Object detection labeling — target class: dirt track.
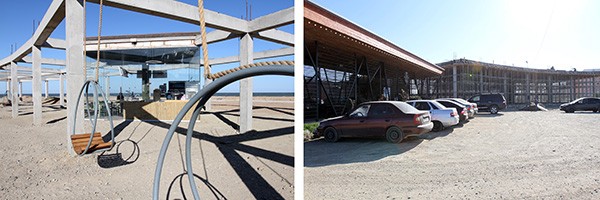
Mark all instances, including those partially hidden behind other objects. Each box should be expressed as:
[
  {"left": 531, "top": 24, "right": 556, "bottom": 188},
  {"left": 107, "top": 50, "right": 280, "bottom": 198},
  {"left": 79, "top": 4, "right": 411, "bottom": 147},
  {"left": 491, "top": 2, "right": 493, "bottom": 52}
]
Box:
[
  {"left": 0, "top": 96, "right": 294, "bottom": 199},
  {"left": 305, "top": 109, "right": 600, "bottom": 199}
]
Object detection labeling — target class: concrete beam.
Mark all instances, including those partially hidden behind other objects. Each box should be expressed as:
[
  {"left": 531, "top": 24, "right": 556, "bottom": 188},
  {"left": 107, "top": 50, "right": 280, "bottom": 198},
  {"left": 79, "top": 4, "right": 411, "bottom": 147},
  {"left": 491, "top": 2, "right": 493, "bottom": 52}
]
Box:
[
  {"left": 33, "top": 0, "right": 66, "bottom": 46},
  {"left": 239, "top": 33, "right": 253, "bottom": 133},
  {"left": 253, "top": 29, "right": 294, "bottom": 46},
  {"left": 42, "top": 38, "right": 67, "bottom": 50},
  {"left": 1, "top": 0, "right": 65, "bottom": 68},
  {"left": 87, "top": 0, "right": 249, "bottom": 33},
  {"left": 32, "top": 46, "right": 43, "bottom": 126},
  {"left": 195, "top": 30, "right": 239, "bottom": 45},
  {"left": 21, "top": 56, "right": 66, "bottom": 66},
  {"left": 249, "top": 7, "right": 294, "bottom": 32},
  {"left": 66, "top": 0, "right": 86, "bottom": 155},
  {"left": 11, "top": 62, "right": 18, "bottom": 118}
]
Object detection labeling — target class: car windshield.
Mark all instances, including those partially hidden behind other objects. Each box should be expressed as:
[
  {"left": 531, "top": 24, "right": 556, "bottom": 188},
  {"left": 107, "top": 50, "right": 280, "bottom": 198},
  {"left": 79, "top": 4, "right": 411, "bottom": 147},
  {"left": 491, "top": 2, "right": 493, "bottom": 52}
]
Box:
[
  {"left": 452, "top": 98, "right": 470, "bottom": 104},
  {"left": 430, "top": 101, "right": 447, "bottom": 109},
  {"left": 570, "top": 98, "right": 586, "bottom": 104},
  {"left": 391, "top": 101, "right": 421, "bottom": 113}
]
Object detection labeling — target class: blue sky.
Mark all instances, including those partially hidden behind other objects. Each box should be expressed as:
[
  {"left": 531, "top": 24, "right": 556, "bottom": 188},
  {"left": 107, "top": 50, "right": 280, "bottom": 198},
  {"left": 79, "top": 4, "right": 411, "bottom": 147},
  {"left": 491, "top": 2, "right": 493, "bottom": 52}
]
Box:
[
  {"left": 312, "top": 0, "right": 600, "bottom": 70},
  {"left": 0, "top": 0, "right": 293, "bottom": 94}
]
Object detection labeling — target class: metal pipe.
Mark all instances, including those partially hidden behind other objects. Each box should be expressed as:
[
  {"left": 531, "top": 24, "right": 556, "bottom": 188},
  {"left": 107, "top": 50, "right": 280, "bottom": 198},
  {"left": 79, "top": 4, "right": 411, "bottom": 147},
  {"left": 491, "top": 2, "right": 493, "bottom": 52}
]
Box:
[{"left": 153, "top": 65, "right": 294, "bottom": 200}]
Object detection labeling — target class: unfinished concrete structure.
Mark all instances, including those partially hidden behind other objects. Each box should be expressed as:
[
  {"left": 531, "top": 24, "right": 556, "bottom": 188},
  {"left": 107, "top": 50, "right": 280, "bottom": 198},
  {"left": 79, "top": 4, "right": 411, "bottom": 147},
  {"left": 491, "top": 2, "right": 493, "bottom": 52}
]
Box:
[
  {"left": 303, "top": 0, "right": 443, "bottom": 120},
  {"left": 422, "top": 59, "right": 600, "bottom": 104},
  {"left": 0, "top": 0, "right": 293, "bottom": 154}
]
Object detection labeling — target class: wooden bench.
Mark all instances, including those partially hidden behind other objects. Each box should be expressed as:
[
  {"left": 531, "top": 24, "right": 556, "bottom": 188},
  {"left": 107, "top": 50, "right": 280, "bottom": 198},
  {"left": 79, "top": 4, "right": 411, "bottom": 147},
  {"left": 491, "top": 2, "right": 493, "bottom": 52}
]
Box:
[{"left": 71, "top": 133, "right": 113, "bottom": 154}]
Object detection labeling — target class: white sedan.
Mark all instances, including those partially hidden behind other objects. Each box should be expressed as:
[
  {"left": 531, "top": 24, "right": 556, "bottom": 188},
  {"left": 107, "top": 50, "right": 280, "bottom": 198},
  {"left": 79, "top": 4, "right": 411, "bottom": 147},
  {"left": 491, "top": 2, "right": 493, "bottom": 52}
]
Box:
[{"left": 407, "top": 100, "right": 460, "bottom": 132}]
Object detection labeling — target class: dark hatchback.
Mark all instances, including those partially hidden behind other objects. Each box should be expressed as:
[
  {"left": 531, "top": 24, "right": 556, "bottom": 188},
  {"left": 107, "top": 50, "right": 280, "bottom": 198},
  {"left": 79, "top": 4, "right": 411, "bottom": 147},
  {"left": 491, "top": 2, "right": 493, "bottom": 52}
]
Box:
[
  {"left": 435, "top": 99, "right": 469, "bottom": 122},
  {"left": 468, "top": 93, "right": 507, "bottom": 114},
  {"left": 314, "top": 101, "right": 433, "bottom": 143},
  {"left": 560, "top": 97, "right": 600, "bottom": 113}
]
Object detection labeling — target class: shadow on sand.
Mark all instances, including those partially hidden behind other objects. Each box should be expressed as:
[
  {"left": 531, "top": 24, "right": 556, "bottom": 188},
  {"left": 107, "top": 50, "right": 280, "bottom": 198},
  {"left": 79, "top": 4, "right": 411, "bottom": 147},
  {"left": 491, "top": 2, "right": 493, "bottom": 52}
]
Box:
[{"left": 304, "top": 127, "right": 455, "bottom": 167}]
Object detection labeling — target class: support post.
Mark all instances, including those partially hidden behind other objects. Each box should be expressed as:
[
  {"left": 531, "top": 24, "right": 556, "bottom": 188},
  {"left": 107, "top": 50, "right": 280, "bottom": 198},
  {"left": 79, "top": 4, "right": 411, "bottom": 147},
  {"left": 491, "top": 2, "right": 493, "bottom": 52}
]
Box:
[
  {"left": 570, "top": 76, "right": 575, "bottom": 100},
  {"left": 203, "top": 76, "right": 212, "bottom": 111},
  {"left": 480, "top": 68, "right": 484, "bottom": 93},
  {"left": 11, "top": 62, "right": 18, "bottom": 118},
  {"left": 239, "top": 33, "right": 253, "bottom": 133},
  {"left": 59, "top": 73, "right": 64, "bottom": 107},
  {"left": 503, "top": 72, "right": 507, "bottom": 96},
  {"left": 526, "top": 73, "right": 530, "bottom": 102},
  {"left": 105, "top": 76, "right": 110, "bottom": 99},
  {"left": 19, "top": 82, "right": 22, "bottom": 97},
  {"left": 45, "top": 80, "right": 49, "bottom": 98},
  {"left": 5, "top": 81, "right": 9, "bottom": 97},
  {"left": 452, "top": 65, "right": 457, "bottom": 98},
  {"left": 66, "top": 0, "right": 86, "bottom": 155},
  {"left": 593, "top": 76, "right": 596, "bottom": 97},
  {"left": 32, "top": 45, "right": 43, "bottom": 126},
  {"left": 547, "top": 75, "right": 552, "bottom": 103}
]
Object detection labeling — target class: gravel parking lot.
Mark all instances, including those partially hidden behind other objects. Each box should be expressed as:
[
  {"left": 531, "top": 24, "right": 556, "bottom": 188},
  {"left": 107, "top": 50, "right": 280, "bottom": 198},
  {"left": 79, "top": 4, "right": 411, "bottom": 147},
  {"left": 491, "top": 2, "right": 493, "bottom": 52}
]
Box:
[{"left": 305, "top": 109, "right": 600, "bottom": 199}]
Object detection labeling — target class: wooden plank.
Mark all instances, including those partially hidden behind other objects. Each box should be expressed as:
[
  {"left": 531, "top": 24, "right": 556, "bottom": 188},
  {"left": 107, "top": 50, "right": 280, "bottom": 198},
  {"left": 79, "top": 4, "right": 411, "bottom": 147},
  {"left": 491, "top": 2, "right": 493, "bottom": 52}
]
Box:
[
  {"left": 71, "top": 132, "right": 101, "bottom": 140},
  {"left": 74, "top": 142, "right": 113, "bottom": 154}
]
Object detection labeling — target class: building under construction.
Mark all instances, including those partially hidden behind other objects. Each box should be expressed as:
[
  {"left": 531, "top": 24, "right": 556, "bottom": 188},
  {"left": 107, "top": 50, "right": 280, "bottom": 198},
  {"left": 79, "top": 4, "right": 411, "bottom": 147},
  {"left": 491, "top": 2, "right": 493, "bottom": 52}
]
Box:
[{"left": 420, "top": 59, "right": 600, "bottom": 104}]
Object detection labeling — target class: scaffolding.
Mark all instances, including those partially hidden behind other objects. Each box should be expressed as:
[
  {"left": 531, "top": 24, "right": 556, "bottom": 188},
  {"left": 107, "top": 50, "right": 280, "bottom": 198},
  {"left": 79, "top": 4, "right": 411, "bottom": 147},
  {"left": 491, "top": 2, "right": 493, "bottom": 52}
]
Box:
[{"left": 430, "top": 59, "right": 600, "bottom": 104}]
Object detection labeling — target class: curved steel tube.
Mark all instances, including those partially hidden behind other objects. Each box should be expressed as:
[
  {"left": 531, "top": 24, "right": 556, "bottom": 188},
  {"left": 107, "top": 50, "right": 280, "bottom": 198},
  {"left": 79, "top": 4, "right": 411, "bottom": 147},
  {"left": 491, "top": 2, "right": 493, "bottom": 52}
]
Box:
[
  {"left": 71, "top": 80, "right": 115, "bottom": 155},
  {"left": 153, "top": 65, "right": 294, "bottom": 199}
]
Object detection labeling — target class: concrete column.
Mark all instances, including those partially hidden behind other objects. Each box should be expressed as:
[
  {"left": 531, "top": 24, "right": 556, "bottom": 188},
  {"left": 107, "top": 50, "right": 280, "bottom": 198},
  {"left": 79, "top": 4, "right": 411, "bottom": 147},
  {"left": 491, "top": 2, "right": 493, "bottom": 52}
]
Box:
[
  {"left": 526, "top": 73, "right": 530, "bottom": 102},
  {"left": 105, "top": 76, "right": 110, "bottom": 97},
  {"left": 45, "top": 80, "right": 49, "bottom": 98},
  {"left": 503, "top": 72, "right": 507, "bottom": 95},
  {"left": 479, "top": 69, "right": 484, "bottom": 93},
  {"left": 239, "top": 33, "right": 253, "bottom": 133},
  {"left": 203, "top": 76, "right": 212, "bottom": 111},
  {"left": 11, "top": 62, "right": 18, "bottom": 118},
  {"left": 59, "top": 73, "right": 64, "bottom": 107},
  {"left": 19, "top": 82, "right": 22, "bottom": 97},
  {"left": 32, "top": 45, "right": 43, "bottom": 126},
  {"left": 5, "top": 81, "right": 9, "bottom": 97},
  {"left": 570, "top": 76, "right": 575, "bottom": 100},
  {"left": 547, "top": 75, "right": 553, "bottom": 103},
  {"left": 452, "top": 65, "right": 457, "bottom": 98},
  {"left": 593, "top": 76, "right": 596, "bottom": 97},
  {"left": 66, "top": 0, "right": 86, "bottom": 155}
]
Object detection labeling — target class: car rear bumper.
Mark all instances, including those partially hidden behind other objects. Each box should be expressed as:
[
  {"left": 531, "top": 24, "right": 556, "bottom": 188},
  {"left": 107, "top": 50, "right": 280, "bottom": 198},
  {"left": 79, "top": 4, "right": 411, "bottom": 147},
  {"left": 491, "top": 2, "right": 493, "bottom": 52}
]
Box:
[
  {"left": 405, "top": 122, "right": 433, "bottom": 136},
  {"left": 441, "top": 117, "right": 460, "bottom": 127}
]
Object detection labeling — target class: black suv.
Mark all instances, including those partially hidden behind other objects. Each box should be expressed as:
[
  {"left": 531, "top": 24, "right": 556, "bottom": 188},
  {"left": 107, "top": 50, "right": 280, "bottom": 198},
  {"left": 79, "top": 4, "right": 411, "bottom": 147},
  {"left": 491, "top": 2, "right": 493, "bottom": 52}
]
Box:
[
  {"left": 468, "top": 94, "right": 507, "bottom": 114},
  {"left": 559, "top": 97, "right": 600, "bottom": 113}
]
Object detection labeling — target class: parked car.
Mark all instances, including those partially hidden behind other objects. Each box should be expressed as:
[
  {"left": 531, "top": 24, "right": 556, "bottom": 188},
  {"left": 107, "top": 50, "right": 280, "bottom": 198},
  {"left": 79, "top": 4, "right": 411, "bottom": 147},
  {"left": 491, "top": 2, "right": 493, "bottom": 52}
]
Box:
[
  {"left": 438, "top": 98, "right": 477, "bottom": 118},
  {"left": 435, "top": 99, "right": 469, "bottom": 122},
  {"left": 468, "top": 93, "right": 507, "bottom": 114},
  {"left": 314, "top": 101, "right": 433, "bottom": 143},
  {"left": 560, "top": 97, "right": 600, "bottom": 113},
  {"left": 407, "top": 100, "right": 459, "bottom": 131}
]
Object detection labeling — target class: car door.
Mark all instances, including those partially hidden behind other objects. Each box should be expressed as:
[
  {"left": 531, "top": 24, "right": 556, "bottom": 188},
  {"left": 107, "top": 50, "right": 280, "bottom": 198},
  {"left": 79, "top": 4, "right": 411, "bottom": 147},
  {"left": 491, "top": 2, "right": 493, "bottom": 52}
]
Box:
[
  {"left": 337, "top": 104, "right": 370, "bottom": 137},
  {"left": 364, "top": 104, "right": 395, "bottom": 137},
  {"left": 469, "top": 95, "right": 483, "bottom": 109}
]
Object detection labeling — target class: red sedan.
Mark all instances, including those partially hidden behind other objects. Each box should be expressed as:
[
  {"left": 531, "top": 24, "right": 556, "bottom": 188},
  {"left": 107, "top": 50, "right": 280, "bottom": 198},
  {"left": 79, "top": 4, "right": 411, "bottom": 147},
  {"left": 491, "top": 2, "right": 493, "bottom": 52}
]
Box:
[{"left": 314, "top": 101, "right": 433, "bottom": 143}]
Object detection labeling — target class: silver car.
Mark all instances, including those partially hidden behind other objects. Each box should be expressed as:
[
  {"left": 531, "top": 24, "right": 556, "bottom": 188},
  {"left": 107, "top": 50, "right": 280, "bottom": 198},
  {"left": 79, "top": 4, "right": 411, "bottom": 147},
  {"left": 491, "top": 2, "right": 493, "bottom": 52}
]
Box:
[
  {"left": 407, "top": 100, "right": 459, "bottom": 132},
  {"left": 439, "top": 98, "right": 477, "bottom": 118}
]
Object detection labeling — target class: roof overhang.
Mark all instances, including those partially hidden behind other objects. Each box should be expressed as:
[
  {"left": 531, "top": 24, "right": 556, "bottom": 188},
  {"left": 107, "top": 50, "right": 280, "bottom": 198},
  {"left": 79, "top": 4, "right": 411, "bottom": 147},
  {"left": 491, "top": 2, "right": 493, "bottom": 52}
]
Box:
[{"left": 304, "top": 0, "right": 443, "bottom": 78}]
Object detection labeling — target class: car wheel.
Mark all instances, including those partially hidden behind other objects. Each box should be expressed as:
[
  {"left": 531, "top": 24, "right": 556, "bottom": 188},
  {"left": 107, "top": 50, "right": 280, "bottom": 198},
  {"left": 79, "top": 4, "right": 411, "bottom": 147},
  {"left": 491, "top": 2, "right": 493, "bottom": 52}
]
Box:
[
  {"left": 323, "top": 127, "right": 339, "bottom": 142},
  {"left": 566, "top": 109, "right": 574, "bottom": 113},
  {"left": 432, "top": 121, "right": 443, "bottom": 132},
  {"left": 386, "top": 126, "right": 404, "bottom": 143},
  {"left": 490, "top": 105, "right": 499, "bottom": 114}
]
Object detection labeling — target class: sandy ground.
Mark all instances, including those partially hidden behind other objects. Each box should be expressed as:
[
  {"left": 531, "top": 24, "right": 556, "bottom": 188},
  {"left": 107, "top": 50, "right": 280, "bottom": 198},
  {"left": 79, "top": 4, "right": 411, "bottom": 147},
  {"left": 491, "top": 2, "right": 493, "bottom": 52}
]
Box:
[
  {"left": 305, "top": 109, "right": 600, "bottom": 199},
  {"left": 0, "top": 96, "right": 293, "bottom": 199}
]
